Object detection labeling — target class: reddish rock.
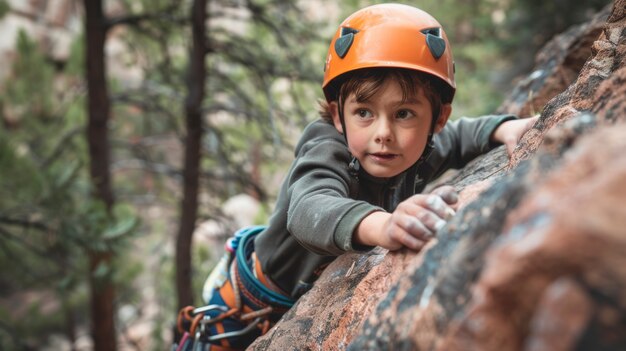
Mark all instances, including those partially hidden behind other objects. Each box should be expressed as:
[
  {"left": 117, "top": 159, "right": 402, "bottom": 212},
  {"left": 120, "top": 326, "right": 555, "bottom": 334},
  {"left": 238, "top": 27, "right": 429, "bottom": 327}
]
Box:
[
  {"left": 510, "top": 0, "right": 626, "bottom": 167},
  {"left": 496, "top": 4, "right": 610, "bottom": 118},
  {"left": 523, "top": 278, "right": 593, "bottom": 351},
  {"left": 438, "top": 123, "right": 626, "bottom": 351},
  {"left": 250, "top": 247, "right": 439, "bottom": 350}
]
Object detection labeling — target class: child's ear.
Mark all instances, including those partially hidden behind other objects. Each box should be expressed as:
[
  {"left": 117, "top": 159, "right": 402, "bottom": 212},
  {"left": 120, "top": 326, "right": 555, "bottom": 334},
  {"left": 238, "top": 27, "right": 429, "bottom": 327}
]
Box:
[
  {"left": 330, "top": 101, "right": 344, "bottom": 134},
  {"left": 433, "top": 103, "right": 452, "bottom": 133}
]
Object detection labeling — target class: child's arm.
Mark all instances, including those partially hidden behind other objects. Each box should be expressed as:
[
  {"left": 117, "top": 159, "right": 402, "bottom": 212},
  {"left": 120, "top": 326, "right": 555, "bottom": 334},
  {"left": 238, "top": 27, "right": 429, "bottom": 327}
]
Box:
[
  {"left": 430, "top": 114, "right": 518, "bottom": 173},
  {"left": 353, "top": 186, "right": 458, "bottom": 251},
  {"left": 490, "top": 116, "right": 539, "bottom": 156}
]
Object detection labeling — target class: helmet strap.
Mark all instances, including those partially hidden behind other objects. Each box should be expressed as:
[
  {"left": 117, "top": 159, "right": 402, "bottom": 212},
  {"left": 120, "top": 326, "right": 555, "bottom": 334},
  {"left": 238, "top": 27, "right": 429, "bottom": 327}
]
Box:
[
  {"left": 419, "top": 115, "right": 438, "bottom": 163},
  {"left": 337, "top": 96, "right": 349, "bottom": 143}
]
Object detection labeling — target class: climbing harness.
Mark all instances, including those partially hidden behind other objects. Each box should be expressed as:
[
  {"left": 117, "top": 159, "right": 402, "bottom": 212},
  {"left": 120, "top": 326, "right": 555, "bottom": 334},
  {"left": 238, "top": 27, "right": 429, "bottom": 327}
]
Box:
[{"left": 173, "top": 226, "right": 295, "bottom": 351}]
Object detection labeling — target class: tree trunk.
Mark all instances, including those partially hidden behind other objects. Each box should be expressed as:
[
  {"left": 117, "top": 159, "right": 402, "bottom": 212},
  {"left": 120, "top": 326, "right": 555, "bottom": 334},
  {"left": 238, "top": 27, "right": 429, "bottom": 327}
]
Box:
[
  {"left": 84, "top": 0, "right": 117, "bottom": 350},
  {"left": 176, "top": 0, "right": 208, "bottom": 310}
]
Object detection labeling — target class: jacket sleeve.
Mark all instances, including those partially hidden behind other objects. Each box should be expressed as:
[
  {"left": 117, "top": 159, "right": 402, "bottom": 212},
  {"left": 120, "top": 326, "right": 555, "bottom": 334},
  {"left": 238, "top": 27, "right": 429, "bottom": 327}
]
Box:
[
  {"left": 283, "top": 122, "right": 380, "bottom": 256},
  {"left": 427, "top": 114, "right": 517, "bottom": 178}
]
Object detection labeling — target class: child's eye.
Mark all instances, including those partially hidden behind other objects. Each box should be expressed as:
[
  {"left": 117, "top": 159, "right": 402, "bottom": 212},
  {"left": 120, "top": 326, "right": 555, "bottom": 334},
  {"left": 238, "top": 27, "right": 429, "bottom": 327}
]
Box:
[
  {"left": 396, "top": 110, "right": 415, "bottom": 119},
  {"left": 356, "top": 109, "right": 372, "bottom": 119}
]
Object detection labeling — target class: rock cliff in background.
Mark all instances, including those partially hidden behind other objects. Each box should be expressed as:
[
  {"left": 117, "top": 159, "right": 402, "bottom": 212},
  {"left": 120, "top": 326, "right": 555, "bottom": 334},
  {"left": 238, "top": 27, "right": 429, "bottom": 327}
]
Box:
[
  {"left": 250, "top": 0, "right": 626, "bottom": 350},
  {"left": 495, "top": 4, "right": 611, "bottom": 118}
]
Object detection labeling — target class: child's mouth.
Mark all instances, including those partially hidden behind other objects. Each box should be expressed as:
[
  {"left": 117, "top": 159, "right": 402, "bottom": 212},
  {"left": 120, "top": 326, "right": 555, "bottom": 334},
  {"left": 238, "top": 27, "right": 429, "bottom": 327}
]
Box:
[{"left": 369, "top": 153, "right": 398, "bottom": 162}]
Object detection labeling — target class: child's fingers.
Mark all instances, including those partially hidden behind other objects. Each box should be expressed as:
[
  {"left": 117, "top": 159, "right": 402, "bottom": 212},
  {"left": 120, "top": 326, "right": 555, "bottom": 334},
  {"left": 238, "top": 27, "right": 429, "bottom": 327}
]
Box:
[
  {"left": 430, "top": 185, "right": 459, "bottom": 205},
  {"left": 394, "top": 214, "right": 433, "bottom": 242},
  {"left": 393, "top": 230, "right": 424, "bottom": 251},
  {"left": 415, "top": 210, "right": 447, "bottom": 233},
  {"left": 389, "top": 194, "right": 458, "bottom": 251},
  {"left": 502, "top": 116, "right": 539, "bottom": 156},
  {"left": 505, "top": 140, "right": 517, "bottom": 156},
  {"left": 421, "top": 194, "right": 456, "bottom": 220}
]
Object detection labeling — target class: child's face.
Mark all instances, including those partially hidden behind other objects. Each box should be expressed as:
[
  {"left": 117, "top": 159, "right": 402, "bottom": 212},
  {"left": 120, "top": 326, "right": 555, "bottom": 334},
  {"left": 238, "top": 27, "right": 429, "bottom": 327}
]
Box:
[{"left": 332, "top": 78, "right": 449, "bottom": 178}]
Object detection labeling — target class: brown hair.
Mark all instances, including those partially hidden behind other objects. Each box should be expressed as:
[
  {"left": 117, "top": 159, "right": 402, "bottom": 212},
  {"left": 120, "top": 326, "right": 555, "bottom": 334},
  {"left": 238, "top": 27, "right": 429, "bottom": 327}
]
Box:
[{"left": 318, "top": 67, "right": 452, "bottom": 124}]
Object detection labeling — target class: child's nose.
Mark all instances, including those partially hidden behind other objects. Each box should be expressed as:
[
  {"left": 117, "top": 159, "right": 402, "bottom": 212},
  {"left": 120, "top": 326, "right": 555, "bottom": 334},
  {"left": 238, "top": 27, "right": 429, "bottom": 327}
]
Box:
[{"left": 374, "top": 118, "right": 393, "bottom": 143}]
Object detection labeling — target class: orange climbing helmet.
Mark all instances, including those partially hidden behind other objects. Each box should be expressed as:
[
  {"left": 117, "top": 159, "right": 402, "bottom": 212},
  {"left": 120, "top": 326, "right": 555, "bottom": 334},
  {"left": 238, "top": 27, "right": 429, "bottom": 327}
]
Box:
[{"left": 322, "top": 3, "right": 456, "bottom": 102}]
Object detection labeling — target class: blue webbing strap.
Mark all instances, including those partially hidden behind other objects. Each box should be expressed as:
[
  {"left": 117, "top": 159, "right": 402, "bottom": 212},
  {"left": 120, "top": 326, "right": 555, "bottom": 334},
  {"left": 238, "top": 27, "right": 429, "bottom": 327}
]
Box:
[{"left": 234, "top": 226, "right": 295, "bottom": 309}]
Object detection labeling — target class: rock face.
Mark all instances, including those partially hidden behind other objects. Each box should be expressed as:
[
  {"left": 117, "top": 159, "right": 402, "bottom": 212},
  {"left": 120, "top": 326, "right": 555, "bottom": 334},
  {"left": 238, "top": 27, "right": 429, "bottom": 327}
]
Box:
[
  {"left": 249, "top": 1, "right": 626, "bottom": 350},
  {"left": 435, "top": 120, "right": 626, "bottom": 351},
  {"left": 495, "top": 4, "right": 611, "bottom": 118}
]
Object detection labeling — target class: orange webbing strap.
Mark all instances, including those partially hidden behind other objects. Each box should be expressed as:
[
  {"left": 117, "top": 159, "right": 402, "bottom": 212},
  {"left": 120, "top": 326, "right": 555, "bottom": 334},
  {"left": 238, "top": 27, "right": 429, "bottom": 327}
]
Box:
[
  {"left": 240, "top": 306, "right": 273, "bottom": 322},
  {"left": 176, "top": 306, "right": 206, "bottom": 338},
  {"left": 176, "top": 306, "right": 196, "bottom": 335},
  {"left": 260, "top": 319, "right": 271, "bottom": 335},
  {"left": 251, "top": 252, "right": 288, "bottom": 296}
]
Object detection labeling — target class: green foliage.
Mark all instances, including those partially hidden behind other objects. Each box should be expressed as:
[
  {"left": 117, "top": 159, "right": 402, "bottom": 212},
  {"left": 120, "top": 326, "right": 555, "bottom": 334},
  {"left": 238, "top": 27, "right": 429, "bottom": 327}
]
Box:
[
  {"left": 1, "top": 31, "right": 55, "bottom": 135},
  {"left": 0, "top": 0, "right": 8, "bottom": 19},
  {"left": 103, "top": 0, "right": 329, "bottom": 206},
  {"left": 65, "top": 32, "right": 85, "bottom": 78},
  {"left": 0, "top": 131, "right": 45, "bottom": 206},
  {"left": 0, "top": 24, "right": 141, "bottom": 350}
]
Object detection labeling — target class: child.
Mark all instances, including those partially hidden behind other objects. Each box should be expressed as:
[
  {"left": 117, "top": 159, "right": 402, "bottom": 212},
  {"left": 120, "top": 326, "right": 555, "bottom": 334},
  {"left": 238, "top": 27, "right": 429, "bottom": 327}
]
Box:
[{"left": 174, "top": 3, "right": 535, "bottom": 350}]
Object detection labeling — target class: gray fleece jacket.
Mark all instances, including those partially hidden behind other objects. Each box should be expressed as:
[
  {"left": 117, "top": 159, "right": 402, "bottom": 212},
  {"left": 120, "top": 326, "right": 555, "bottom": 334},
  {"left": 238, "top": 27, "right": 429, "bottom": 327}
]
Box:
[{"left": 254, "top": 114, "right": 516, "bottom": 298}]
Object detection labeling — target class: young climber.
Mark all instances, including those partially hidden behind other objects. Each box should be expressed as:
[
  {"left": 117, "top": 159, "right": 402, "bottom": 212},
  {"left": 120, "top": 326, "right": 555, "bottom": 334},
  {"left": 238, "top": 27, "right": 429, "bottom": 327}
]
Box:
[{"left": 174, "top": 3, "right": 537, "bottom": 350}]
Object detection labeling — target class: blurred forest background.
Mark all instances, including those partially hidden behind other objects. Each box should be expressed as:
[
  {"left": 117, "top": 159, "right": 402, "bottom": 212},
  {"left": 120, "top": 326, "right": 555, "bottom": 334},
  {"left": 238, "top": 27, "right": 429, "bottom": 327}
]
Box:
[{"left": 0, "top": 0, "right": 610, "bottom": 350}]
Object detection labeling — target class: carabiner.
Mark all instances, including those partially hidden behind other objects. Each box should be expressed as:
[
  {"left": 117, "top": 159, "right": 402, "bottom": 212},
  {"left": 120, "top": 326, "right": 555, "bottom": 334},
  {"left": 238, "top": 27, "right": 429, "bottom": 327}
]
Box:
[
  {"left": 193, "top": 304, "right": 229, "bottom": 315},
  {"left": 207, "top": 317, "right": 263, "bottom": 342}
]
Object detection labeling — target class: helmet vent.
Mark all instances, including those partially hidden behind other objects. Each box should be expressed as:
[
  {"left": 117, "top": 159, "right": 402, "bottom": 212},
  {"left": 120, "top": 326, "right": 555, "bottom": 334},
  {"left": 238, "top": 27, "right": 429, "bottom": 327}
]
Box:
[
  {"left": 421, "top": 28, "right": 441, "bottom": 37},
  {"left": 335, "top": 27, "right": 359, "bottom": 59},
  {"left": 421, "top": 28, "right": 445, "bottom": 60},
  {"left": 341, "top": 27, "right": 359, "bottom": 36}
]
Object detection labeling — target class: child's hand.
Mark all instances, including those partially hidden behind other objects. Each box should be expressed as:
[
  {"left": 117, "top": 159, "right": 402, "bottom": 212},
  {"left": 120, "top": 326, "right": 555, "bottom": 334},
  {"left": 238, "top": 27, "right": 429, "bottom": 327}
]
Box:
[
  {"left": 379, "top": 186, "right": 458, "bottom": 251},
  {"left": 491, "top": 116, "right": 539, "bottom": 156},
  {"left": 354, "top": 187, "right": 458, "bottom": 251}
]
